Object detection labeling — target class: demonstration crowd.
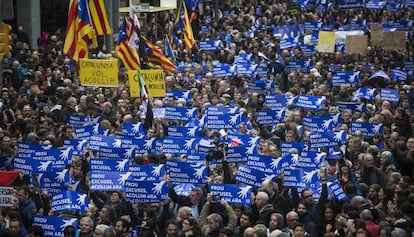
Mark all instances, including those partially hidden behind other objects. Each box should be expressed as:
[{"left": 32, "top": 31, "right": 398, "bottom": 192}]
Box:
[{"left": 1, "top": 0, "right": 414, "bottom": 236}]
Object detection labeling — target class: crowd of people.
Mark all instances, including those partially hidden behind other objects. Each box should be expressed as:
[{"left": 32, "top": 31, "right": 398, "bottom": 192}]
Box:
[{"left": 1, "top": 0, "right": 414, "bottom": 236}]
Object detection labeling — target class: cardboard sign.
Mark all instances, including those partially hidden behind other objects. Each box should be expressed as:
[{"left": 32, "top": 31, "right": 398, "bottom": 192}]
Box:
[
  {"left": 346, "top": 35, "right": 367, "bottom": 54},
  {"left": 370, "top": 23, "right": 383, "bottom": 46},
  {"left": 79, "top": 59, "right": 119, "bottom": 87},
  {"left": 383, "top": 31, "right": 406, "bottom": 51}
]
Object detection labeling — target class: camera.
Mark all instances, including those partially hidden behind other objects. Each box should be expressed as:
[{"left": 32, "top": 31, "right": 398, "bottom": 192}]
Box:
[
  {"left": 212, "top": 194, "right": 221, "bottom": 201},
  {"left": 205, "top": 135, "right": 228, "bottom": 162}
]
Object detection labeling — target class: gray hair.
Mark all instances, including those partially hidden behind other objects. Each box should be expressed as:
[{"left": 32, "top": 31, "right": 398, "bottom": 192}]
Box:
[{"left": 206, "top": 213, "right": 223, "bottom": 225}]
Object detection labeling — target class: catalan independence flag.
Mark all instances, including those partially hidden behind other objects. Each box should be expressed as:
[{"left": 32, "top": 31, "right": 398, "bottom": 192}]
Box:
[
  {"left": 141, "top": 36, "right": 176, "bottom": 75},
  {"left": 175, "top": 0, "right": 195, "bottom": 50},
  {"left": 89, "top": 0, "right": 111, "bottom": 35},
  {"left": 116, "top": 19, "right": 140, "bottom": 70},
  {"left": 64, "top": 0, "right": 98, "bottom": 62}
]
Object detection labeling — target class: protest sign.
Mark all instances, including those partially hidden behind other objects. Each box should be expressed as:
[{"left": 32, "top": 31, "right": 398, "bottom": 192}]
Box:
[
  {"left": 33, "top": 215, "right": 78, "bottom": 237},
  {"left": 125, "top": 180, "right": 168, "bottom": 203},
  {"left": 0, "top": 187, "right": 13, "bottom": 207},
  {"left": 370, "top": 23, "right": 383, "bottom": 46},
  {"left": 128, "top": 69, "right": 165, "bottom": 98},
  {"left": 51, "top": 190, "right": 88, "bottom": 213},
  {"left": 79, "top": 59, "right": 118, "bottom": 87},
  {"left": 383, "top": 31, "right": 406, "bottom": 51},
  {"left": 317, "top": 31, "right": 335, "bottom": 53},
  {"left": 210, "top": 184, "right": 252, "bottom": 205},
  {"left": 345, "top": 35, "right": 367, "bottom": 54}
]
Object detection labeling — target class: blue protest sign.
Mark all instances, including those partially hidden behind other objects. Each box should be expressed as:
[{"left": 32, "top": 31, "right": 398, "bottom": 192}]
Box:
[
  {"left": 36, "top": 169, "right": 70, "bottom": 195},
  {"left": 90, "top": 171, "right": 132, "bottom": 191},
  {"left": 18, "top": 142, "right": 53, "bottom": 158},
  {"left": 226, "top": 145, "right": 249, "bottom": 163},
  {"left": 13, "top": 155, "right": 34, "bottom": 174},
  {"left": 380, "top": 88, "right": 400, "bottom": 102},
  {"left": 332, "top": 71, "right": 360, "bottom": 86},
  {"left": 264, "top": 94, "right": 296, "bottom": 110},
  {"left": 300, "top": 45, "right": 317, "bottom": 57},
  {"left": 338, "top": 102, "right": 366, "bottom": 113},
  {"left": 210, "top": 184, "right": 253, "bottom": 205},
  {"left": 166, "top": 160, "right": 207, "bottom": 184},
  {"left": 235, "top": 165, "right": 277, "bottom": 187},
  {"left": 33, "top": 215, "right": 78, "bottom": 237},
  {"left": 235, "top": 64, "right": 257, "bottom": 78},
  {"left": 199, "top": 40, "right": 222, "bottom": 51},
  {"left": 99, "top": 146, "right": 136, "bottom": 160},
  {"left": 212, "top": 64, "right": 235, "bottom": 78},
  {"left": 69, "top": 114, "right": 90, "bottom": 127},
  {"left": 64, "top": 138, "right": 88, "bottom": 157},
  {"left": 404, "top": 60, "right": 414, "bottom": 72},
  {"left": 122, "top": 122, "right": 145, "bottom": 137},
  {"left": 227, "top": 134, "right": 261, "bottom": 147},
  {"left": 184, "top": 154, "right": 206, "bottom": 164},
  {"left": 365, "top": 0, "right": 386, "bottom": 9},
  {"left": 168, "top": 126, "right": 200, "bottom": 137},
  {"left": 309, "top": 130, "right": 347, "bottom": 148},
  {"left": 248, "top": 80, "right": 274, "bottom": 94},
  {"left": 303, "top": 113, "right": 341, "bottom": 132},
  {"left": 351, "top": 122, "right": 384, "bottom": 137},
  {"left": 74, "top": 125, "right": 94, "bottom": 139},
  {"left": 247, "top": 154, "right": 280, "bottom": 173},
  {"left": 165, "top": 106, "right": 198, "bottom": 122},
  {"left": 383, "top": 20, "right": 413, "bottom": 31},
  {"left": 166, "top": 90, "right": 192, "bottom": 103},
  {"left": 297, "top": 95, "right": 326, "bottom": 110},
  {"left": 297, "top": 151, "right": 327, "bottom": 168},
  {"left": 280, "top": 142, "right": 305, "bottom": 156},
  {"left": 257, "top": 109, "right": 285, "bottom": 125},
  {"left": 234, "top": 53, "right": 254, "bottom": 64},
  {"left": 90, "top": 158, "right": 130, "bottom": 172},
  {"left": 391, "top": 69, "right": 408, "bottom": 81},
  {"left": 162, "top": 137, "right": 198, "bottom": 154},
  {"left": 288, "top": 60, "right": 313, "bottom": 72},
  {"left": 338, "top": 0, "right": 364, "bottom": 9},
  {"left": 328, "top": 180, "right": 347, "bottom": 201},
  {"left": 206, "top": 106, "right": 246, "bottom": 130},
  {"left": 304, "top": 21, "right": 323, "bottom": 31},
  {"left": 51, "top": 190, "right": 88, "bottom": 213},
  {"left": 125, "top": 180, "right": 168, "bottom": 203},
  {"left": 280, "top": 35, "right": 301, "bottom": 49},
  {"left": 129, "top": 164, "right": 165, "bottom": 181},
  {"left": 352, "top": 87, "right": 376, "bottom": 101},
  {"left": 89, "top": 135, "right": 136, "bottom": 151},
  {"left": 283, "top": 169, "right": 306, "bottom": 188}
]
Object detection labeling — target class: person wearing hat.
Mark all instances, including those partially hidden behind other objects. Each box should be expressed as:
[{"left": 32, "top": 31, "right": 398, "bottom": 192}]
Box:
[{"left": 138, "top": 220, "right": 156, "bottom": 237}]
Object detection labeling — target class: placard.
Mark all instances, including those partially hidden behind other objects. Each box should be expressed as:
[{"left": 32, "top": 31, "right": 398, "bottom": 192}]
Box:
[
  {"left": 0, "top": 187, "right": 13, "bottom": 207},
  {"left": 317, "top": 31, "right": 335, "bottom": 53},
  {"left": 128, "top": 69, "right": 165, "bottom": 98},
  {"left": 383, "top": 31, "right": 406, "bottom": 51},
  {"left": 79, "top": 59, "right": 119, "bottom": 87},
  {"left": 346, "top": 35, "right": 367, "bottom": 54},
  {"left": 370, "top": 23, "right": 383, "bottom": 46}
]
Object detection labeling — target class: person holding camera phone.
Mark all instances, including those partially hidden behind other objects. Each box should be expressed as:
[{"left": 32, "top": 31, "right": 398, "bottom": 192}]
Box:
[{"left": 198, "top": 193, "right": 237, "bottom": 237}]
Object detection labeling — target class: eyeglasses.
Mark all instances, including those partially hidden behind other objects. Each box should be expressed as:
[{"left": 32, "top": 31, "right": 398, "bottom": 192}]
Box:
[{"left": 287, "top": 219, "right": 298, "bottom": 222}]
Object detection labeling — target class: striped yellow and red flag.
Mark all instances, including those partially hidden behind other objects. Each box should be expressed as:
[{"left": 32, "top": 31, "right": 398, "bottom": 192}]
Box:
[
  {"left": 63, "top": 0, "right": 97, "bottom": 62},
  {"left": 141, "top": 36, "right": 176, "bottom": 75},
  {"left": 89, "top": 0, "right": 112, "bottom": 35},
  {"left": 175, "top": 0, "right": 195, "bottom": 50},
  {"left": 116, "top": 19, "right": 140, "bottom": 70}
]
